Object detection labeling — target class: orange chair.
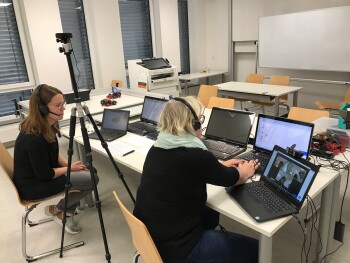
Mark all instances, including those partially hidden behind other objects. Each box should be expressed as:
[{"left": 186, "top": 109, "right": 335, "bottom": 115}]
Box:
[
  {"left": 233, "top": 73, "right": 264, "bottom": 109},
  {"left": 207, "top": 97, "right": 235, "bottom": 109},
  {"left": 197, "top": 85, "right": 218, "bottom": 108}
]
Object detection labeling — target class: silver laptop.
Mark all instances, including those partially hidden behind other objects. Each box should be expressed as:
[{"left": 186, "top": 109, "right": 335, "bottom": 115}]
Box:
[
  {"left": 89, "top": 109, "right": 129, "bottom": 142},
  {"left": 227, "top": 145, "right": 319, "bottom": 222},
  {"left": 237, "top": 114, "right": 314, "bottom": 173},
  {"left": 202, "top": 107, "right": 255, "bottom": 160}
]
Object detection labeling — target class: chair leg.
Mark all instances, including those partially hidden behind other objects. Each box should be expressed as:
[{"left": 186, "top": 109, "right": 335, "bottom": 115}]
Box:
[
  {"left": 240, "top": 101, "right": 243, "bottom": 110},
  {"left": 133, "top": 252, "right": 141, "bottom": 263},
  {"left": 261, "top": 105, "right": 265, "bottom": 114},
  {"left": 22, "top": 205, "right": 84, "bottom": 262}
]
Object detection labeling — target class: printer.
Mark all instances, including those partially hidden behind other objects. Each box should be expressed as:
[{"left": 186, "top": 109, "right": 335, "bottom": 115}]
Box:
[{"left": 128, "top": 58, "right": 180, "bottom": 97}]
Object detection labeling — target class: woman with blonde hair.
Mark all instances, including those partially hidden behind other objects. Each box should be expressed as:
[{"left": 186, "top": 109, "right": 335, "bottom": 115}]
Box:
[
  {"left": 133, "top": 96, "right": 259, "bottom": 262},
  {"left": 13, "top": 84, "right": 98, "bottom": 235}
]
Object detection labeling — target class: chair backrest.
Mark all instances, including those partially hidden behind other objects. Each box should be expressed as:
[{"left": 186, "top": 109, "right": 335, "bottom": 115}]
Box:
[
  {"left": 0, "top": 142, "right": 14, "bottom": 180},
  {"left": 245, "top": 73, "right": 264, "bottom": 84},
  {"left": 269, "top": 75, "right": 290, "bottom": 100},
  {"left": 342, "top": 86, "right": 350, "bottom": 103},
  {"left": 269, "top": 75, "right": 290, "bottom": 86},
  {"left": 287, "top": 107, "right": 329, "bottom": 123},
  {"left": 197, "top": 85, "right": 218, "bottom": 108},
  {"left": 207, "top": 96, "right": 235, "bottom": 109},
  {"left": 113, "top": 191, "right": 163, "bottom": 263},
  {"left": 111, "top": 80, "right": 123, "bottom": 88}
]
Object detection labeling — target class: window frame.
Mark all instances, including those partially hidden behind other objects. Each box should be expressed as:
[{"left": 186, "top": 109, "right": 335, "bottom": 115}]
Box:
[{"left": 0, "top": 0, "right": 35, "bottom": 91}]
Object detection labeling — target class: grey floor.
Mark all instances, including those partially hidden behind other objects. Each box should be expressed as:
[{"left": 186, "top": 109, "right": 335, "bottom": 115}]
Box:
[{"left": 1, "top": 89, "right": 350, "bottom": 262}]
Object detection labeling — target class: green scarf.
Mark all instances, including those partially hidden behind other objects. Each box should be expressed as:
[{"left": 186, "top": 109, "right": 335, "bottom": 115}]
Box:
[{"left": 154, "top": 131, "right": 207, "bottom": 150}]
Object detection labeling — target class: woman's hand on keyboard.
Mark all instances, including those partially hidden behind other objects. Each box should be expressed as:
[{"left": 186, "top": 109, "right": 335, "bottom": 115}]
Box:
[
  {"left": 222, "top": 159, "right": 245, "bottom": 168},
  {"left": 236, "top": 159, "right": 260, "bottom": 185}
]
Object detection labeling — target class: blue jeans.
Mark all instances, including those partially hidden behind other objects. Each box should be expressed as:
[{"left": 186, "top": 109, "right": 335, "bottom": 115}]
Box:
[{"left": 180, "top": 207, "right": 259, "bottom": 263}]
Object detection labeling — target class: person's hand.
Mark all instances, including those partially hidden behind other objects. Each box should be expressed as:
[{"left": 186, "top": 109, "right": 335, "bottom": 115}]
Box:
[
  {"left": 236, "top": 159, "right": 260, "bottom": 185},
  {"left": 71, "top": 161, "right": 88, "bottom": 172},
  {"left": 222, "top": 159, "right": 245, "bottom": 167}
]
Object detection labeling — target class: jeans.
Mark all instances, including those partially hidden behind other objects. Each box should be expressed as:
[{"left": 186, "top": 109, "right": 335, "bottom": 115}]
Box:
[
  {"left": 180, "top": 207, "right": 259, "bottom": 263},
  {"left": 56, "top": 171, "right": 99, "bottom": 214}
]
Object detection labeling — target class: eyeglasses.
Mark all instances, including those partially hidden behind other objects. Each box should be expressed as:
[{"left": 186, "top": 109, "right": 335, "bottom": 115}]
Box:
[
  {"left": 48, "top": 101, "right": 66, "bottom": 109},
  {"left": 199, "top": 114, "right": 205, "bottom": 124}
]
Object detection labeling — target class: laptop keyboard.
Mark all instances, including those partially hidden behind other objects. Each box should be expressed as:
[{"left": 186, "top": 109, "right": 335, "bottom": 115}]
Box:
[
  {"left": 128, "top": 122, "right": 156, "bottom": 135},
  {"left": 89, "top": 129, "right": 126, "bottom": 141},
  {"left": 146, "top": 131, "right": 159, "bottom": 140},
  {"left": 238, "top": 152, "right": 270, "bottom": 173},
  {"left": 203, "top": 139, "right": 240, "bottom": 154},
  {"left": 245, "top": 183, "right": 291, "bottom": 214}
]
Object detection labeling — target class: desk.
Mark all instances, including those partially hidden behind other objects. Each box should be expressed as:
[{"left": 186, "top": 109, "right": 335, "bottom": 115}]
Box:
[
  {"left": 217, "top": 81, "right": 302, "bottom": 116},
  {"left": 179, "top": 70, "right": 227, "bottom": 95},
  {"left": 67, "top": 110, "right": 342, "bottom": 263},
  {"left": 19, "top": 93, "right": 144, "bottom": 127}
]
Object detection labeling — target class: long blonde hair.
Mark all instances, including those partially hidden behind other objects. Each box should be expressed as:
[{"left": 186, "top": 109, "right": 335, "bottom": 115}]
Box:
[
  {"left": 19, "top": 84, "right": 62, "bottom": 142},
  {"left": 157, "top": 96, "right": 203, "bottom": 136}
]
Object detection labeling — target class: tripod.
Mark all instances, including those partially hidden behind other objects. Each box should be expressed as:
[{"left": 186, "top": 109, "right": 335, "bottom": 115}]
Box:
[{"left": 56, "top": 33, "right": 135, "bottom": 262}]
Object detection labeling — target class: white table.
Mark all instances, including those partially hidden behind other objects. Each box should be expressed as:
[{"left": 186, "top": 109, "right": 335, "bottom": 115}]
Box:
[
  {"left": 19, "top": 93, "right": 144, "bottom": 127},
  {"left": 179, "top": 70, "right": 227, "bottom": 95},
  {"left": 217, "top": 81, "right": 302, "bottom": 116},
  {"left": 65, "top": 109, "right": 343, "bottom": 263}
]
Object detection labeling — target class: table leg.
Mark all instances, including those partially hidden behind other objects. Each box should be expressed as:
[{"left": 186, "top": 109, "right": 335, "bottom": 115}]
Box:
[
  {"left": 293, "top": 91, "right": 299, "bottom": 107},
  {"left": 316, "top": 178, "right": 335, "bottom": 262},
  {"left": 274, "top": 96, "right": 280, "bottom": 116},
  {"left": 259, "top": 234, "right": 272, "bottom": 263}
]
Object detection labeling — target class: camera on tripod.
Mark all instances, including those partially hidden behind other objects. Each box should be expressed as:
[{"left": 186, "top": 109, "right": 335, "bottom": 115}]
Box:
[
  {"left": 56, "top": 33, "right": 73, "bottom": 54},
  {"left": 56, "top": 33, "right": 72, "bottom": 44}
]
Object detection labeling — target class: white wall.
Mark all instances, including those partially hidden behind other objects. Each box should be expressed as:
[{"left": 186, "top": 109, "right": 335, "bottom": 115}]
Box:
[
  {"left": 20, "top": 0, "right": 71, "bottom": 91},
  {"left": 232, "top": 0, "right": 350, "bottom": 108}
]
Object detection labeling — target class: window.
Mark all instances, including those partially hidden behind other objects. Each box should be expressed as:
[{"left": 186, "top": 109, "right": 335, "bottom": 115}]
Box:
[
  {"left": 0, "top": 0, "right": 29, "bottom": 85},
  {"left": 57, "top": 0, "right": 94, "bottom": 90},
  {"left": 0, "top": 89, "right": 31, "bottom": 124},
  {"left": 178, "top": 0, "right": 190, "bottom": 74},
  {"left": 118, "top": 0, "right": 153, "bottom": 85}
]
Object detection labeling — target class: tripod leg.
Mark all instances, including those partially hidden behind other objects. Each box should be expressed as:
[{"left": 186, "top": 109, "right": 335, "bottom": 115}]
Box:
[
  {"left": 60, "top": 109, "right": 77, "bottom": 257},
  {"left": 79, "top": 115, "right": 112, "bottom": 263},
  {"left": 85, "top": 107, "right": 135, "bottom": 203}
]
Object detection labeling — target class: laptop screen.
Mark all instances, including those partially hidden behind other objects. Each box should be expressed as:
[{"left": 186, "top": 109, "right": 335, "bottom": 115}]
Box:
[
  {"left": 205, "top": 108, "right": 255, "bottom": 146},
  {"left": 254, "top": 114, "right": 314, "bottom": 159},
  {"left": 140, "top": 96, "right": 167, "bottom": 124},
  {"left": 102, "top": 109, "right": 129, "bottom": 131},
  {"left": 261, "top": 145, "right": 319, "bottom": 209}
]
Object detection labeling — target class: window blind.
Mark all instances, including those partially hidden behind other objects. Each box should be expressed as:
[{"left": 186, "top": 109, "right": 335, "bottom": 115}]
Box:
[
  {"left": 57, "top": 0, "right": 94, "bottom": 90},
  {"left": 118, "top": 0, "right": 153, "bottom": 70},
  {"left": 0, "top": 89, "right": 31, "bottom": 118},
  {"left": 0, "top": 0, "right": 29, "bottom": 85},
  {"left": 178, "top": 0, "right": 190, "bottom": 74}
]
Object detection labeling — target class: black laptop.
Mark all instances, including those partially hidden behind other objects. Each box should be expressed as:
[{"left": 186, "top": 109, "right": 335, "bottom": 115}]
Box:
[
  {"left": 237, "top": 114, "right": 314, "bottom": 173},
  {"left": 128, "top": 96, "right": 167, "bottom": 136},
  {"left": 89, "top": 109, "right": 129, "bottom": 142},
  {"left": 226, "top": 145, "right": 319, "bottom": 222},
  {"left": 202, "top": 107, "right": 255, "bottom": 160}
]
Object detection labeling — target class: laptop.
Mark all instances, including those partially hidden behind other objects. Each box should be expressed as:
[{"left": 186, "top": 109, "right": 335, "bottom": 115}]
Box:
[
  {"left": 237, "top": 114, "right": 314, "bottom": 173},
  {"left": 128, "top": 96, "right": 167, "bottom": 136},
  {"left": 89, "top": 109, "right": 129, "bottom": 142},
  {"left": 202, "top": 107, "right": 255, "bottom": 160},
  {"left": 226, "top": 145, "right": 319, "bottom": 222}
]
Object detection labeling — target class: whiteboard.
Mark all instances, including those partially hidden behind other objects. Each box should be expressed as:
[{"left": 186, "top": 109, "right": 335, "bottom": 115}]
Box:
[{"left": 258, "top": 6, "right": 350, "bottom": 72}]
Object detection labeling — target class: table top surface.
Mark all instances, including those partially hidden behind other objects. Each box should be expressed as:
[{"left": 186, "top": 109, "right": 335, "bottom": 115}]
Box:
[
  {"left": 179, "top": 70, "right": 227, "bottom": 81},
  {"left": 217, "top": 81, "right": 302, "bottom": 96},
  {"left": 63, "top": 106, "right": 342, "bottom": 238}
]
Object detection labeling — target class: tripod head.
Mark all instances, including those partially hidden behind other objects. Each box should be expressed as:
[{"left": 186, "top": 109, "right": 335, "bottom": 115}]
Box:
[{"left": 56, "top": 33, "right": 73, "bottom": 54}]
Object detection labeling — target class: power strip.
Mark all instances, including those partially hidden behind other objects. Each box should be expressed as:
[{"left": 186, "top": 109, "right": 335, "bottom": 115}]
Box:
[{"left": 310, "top": 148, "right": 335, "bottom": 159}]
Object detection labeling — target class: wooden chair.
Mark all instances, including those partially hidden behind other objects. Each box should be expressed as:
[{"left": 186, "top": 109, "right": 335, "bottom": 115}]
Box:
[
  {"left": 0, "top": 142, "right": 83, "bottom": 262},
  {"left": 287, "top": 107, "right": 330, "bottom": 122},
  {"left": 315, "top": 86, "right": 350, "bottom": 115},
  {"left": 251, "top": 75, "right": 290, "bottom": 114},
  {"left": 111, "top": 80, "right": 123, "bottom": 88},
  {"left": 234, "top": 73, "right": 264, "bottom": 109},
  {"left": 113, "top": 191, "right": 163, "bottom": 263},
  {"left": 197, "top": 85, "right": 218, "bottom": 108},
  {"left": 207, "top": 96, "right": 235, "bottom": 109}
]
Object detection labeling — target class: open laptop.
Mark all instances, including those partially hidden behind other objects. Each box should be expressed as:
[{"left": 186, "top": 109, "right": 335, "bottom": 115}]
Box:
[
  {"left": 237, "top": 114, "right": 314, "bottom": 173},
  {"left": 128, "top": 96, "right": 167, "bottom": 136},
  {"left": 89, "top": 109, "right": 129, "bottom": 142},
  {"left": 226, "top": 145, "right": 319, "bottom": 222},
  {"left": 202, "top": 107, "right": 255, "bottom": 160}
]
